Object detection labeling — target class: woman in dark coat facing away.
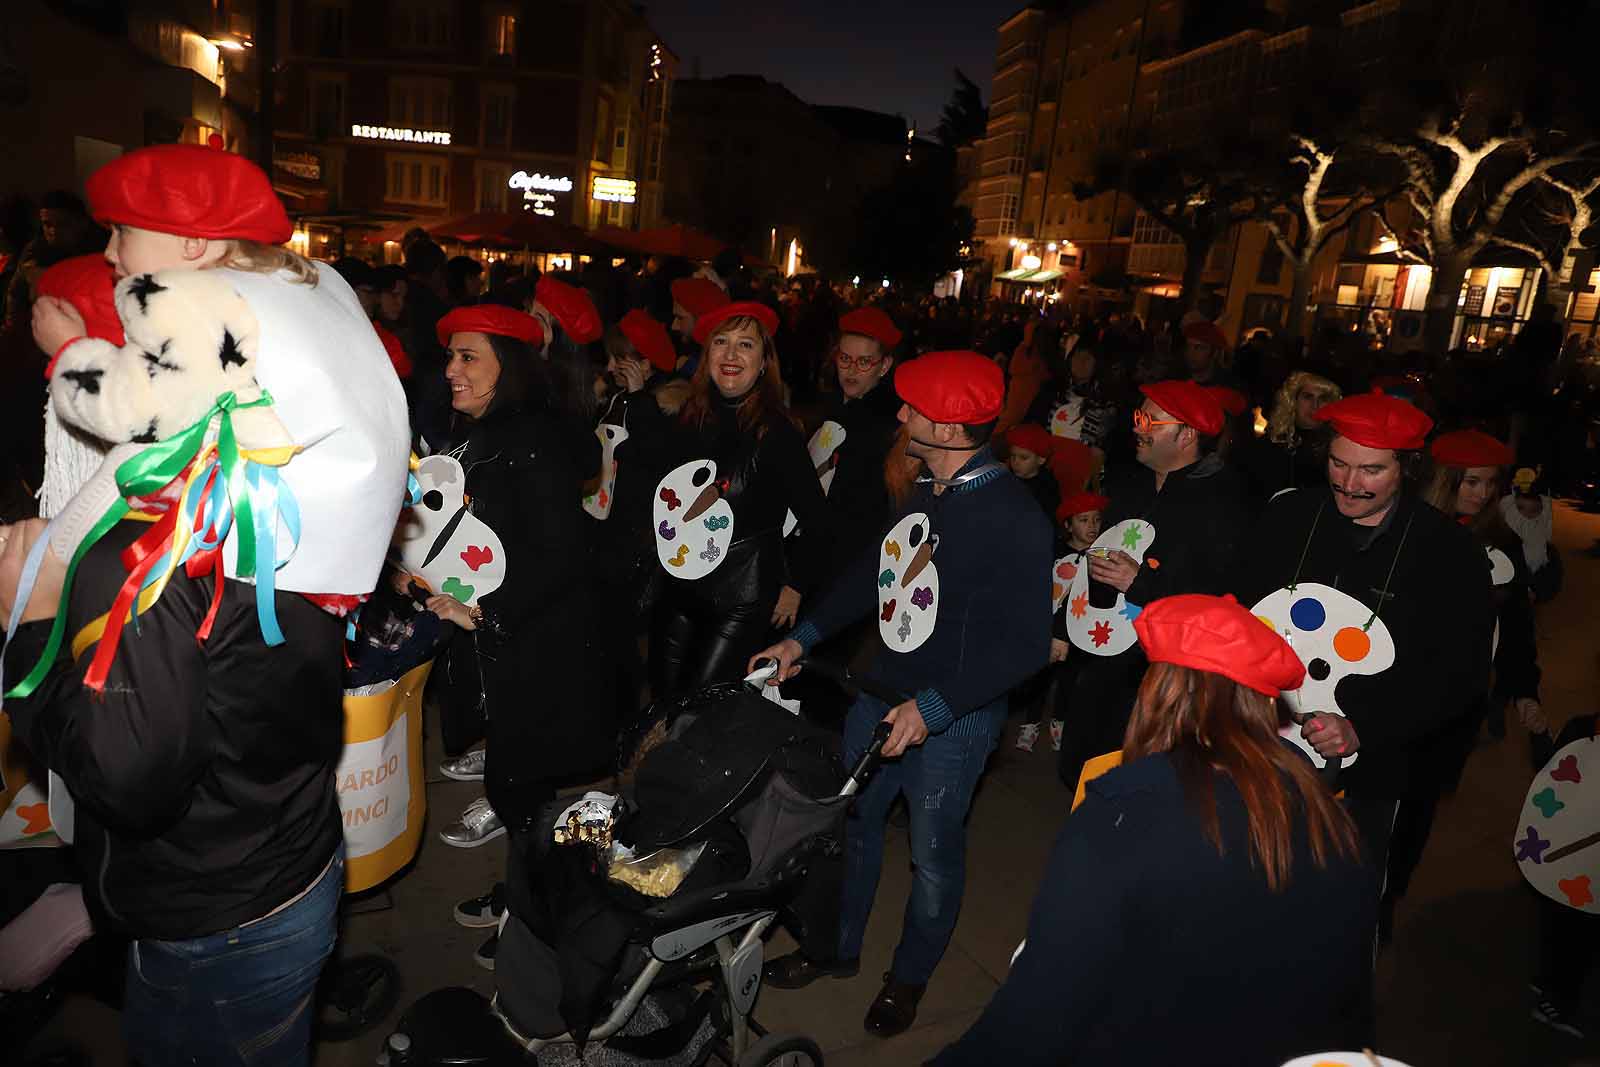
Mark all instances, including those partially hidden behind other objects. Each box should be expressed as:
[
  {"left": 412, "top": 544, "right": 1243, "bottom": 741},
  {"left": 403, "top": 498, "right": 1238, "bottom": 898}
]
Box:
[{"left": 933, "top": 594, "right": 1376, "bottom": 1067}]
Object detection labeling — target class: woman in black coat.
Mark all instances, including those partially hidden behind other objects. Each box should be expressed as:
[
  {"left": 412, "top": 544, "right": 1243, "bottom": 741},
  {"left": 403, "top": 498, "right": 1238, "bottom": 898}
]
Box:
[
  {"left": 934, "top": 594, "right": 1376, "bottom": 1067},
  {"left": 415, "top": 304, "right": 607, "bottom": 847},
  {"left": 650, "top": 301, "right": 836, "bottom": 699}
]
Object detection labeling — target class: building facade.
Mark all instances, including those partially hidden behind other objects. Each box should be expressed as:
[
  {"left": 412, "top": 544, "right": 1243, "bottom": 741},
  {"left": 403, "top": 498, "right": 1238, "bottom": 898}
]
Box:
[
  {"left": 1, "top": 0, "right": 260, "bottom": 200},
  {"left": 272, "top": 0, "right": 675, "bottom": 250}
]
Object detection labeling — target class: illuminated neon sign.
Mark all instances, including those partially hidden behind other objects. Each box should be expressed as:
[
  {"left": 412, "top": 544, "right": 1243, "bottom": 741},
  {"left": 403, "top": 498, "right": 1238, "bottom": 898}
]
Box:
[
  {"left": 592, "top": 176, "right": 637, "bottom": 204},
  {"left": 351, "top": 124, "right": 452, "bottom": 145},
  {"left": 508, "top": 171, "right": 573, "bottom": 217}
]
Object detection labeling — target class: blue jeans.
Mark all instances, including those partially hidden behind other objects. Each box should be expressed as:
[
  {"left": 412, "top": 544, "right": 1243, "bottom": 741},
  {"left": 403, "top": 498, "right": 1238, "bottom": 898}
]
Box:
[
  {"left": 838, "top": 694, "right": 1002, "bottom": 985},
  {"left": 122, "top": 847, "right": 343, "bottom": 1066}
]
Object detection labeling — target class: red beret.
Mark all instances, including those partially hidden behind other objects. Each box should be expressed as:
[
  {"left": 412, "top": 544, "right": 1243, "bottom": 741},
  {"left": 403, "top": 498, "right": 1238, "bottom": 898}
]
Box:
[
  {"left": 693, "top": 300, "right": 779, "bottom": 345},
  {"left": 436, "top": 304, "right": 544, "bottom": 347},
  {"left": 1139, "top": 380, "right": 1224, "bottom": 436},
  {"left": 1134, "top": 594, "right": 1306, "bottom": 698},
  {"left": 1005, "top": 423, "right": 1056, "bottom": 458},
  {"left": 36, "top": 254, "right": 124, "bottom": 348},
  {"left": 1056, "top": 491, "right": 1109, "bottom": 522},
  {"left": 1314, "top": 389, "right": 1433, "bottom": 450},
  {"left": 1209, "top": 386, "right": 1247, "bottom": 416},
  {"left": 670, "top": 277, "right": 729, "bottom": 320},
  {"left": 1182, "top": 320, "right": 1229, "bottom": 350},
  {"left": 86, "top": 143, "right": 292, "bottom": 244},
  {"left": 535, "top": 276, "right": 603, "bottom": 344},
  {"left": 895, "top": 351, "right": 1005, "bottom": 425},
  {"left": 839, "top": 307, "right": 902, "bottom": 349},
  {"left": 1430, "top": 429, "right": 1513, "bottom": 468},
  {"left": 620, "top": 308, "right": 676, "bottom": 373}
]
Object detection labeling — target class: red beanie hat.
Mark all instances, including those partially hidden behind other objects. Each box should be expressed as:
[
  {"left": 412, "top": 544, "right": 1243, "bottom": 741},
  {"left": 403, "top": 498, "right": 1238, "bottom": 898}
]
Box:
[
  {"left": 1182, "top": 320, "right": 1229, "bottom": 350},
  {"left": 1056, "top": 491, "right": 1109, "bottom": 522},
  {"left": 620, "top": 308, "right": 677, "bottom": 373},
  {"left": 1006, "top": 423, "right": 1056, "bottom": 459},
  {"left": 895, "top": 351, "right": 1005, "bottom": 425},
  {"left": 37, "top": 254, "right": 124, "bottom": 346},
  {"left": 1314, "top": 389, "right": 1433, "bottom": 450},
  {"left": 1429, "top": 429, "right": 1513, "bottom": 468},
  {"left": 1139, "top": 380, "right": 1225, "bottom": 436},
  {"left": 86, "top": 143, "right": 292, "bottom": 244},
  {"left": 1134, "top": 594, "right": 1305, "bottom": 697},
  {"left": 535, "top": 276, "right": 603, "bottom": 344},
  {"left": 670, "top": 277, "right": 729, "bottom": 320},
  {"left": 693, "top": 300, "right": 779, "bottom": 345},
  {"left": 839, "top": 307, "right": 903, "bottom": 349},
  {"left": 436, "top": 304, "right": 544, "bottom": 347}
]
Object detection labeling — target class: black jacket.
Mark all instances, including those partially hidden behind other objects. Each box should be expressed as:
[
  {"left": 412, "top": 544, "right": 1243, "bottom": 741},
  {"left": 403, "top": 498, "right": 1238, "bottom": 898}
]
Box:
[
  {"left": 4, "top": 522, "right": 345, "bottom": 939},
  {"left": 933, "top": 752, "right": 1376, "bottom": 1067},
  {"left": 1235, "top": 489, "right": 1495, "bottom": 797},
  {"left": 448, "top": 405, "right": 611, "bottom": 824},
  {"left": 1103, "top": 452, "right": 1252, "bottom": 606},
  {"left": 801, "top": 378, "right": 900, "bottom": 580},
  {"left": 1240, "top": 428, "right": 1332, "bottom": 504}
]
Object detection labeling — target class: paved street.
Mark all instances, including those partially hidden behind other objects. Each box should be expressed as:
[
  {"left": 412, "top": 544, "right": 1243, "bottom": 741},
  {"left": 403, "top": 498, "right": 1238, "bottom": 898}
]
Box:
[{"left": 25, "top": 502, "right": 1600, "bottom": 1066}]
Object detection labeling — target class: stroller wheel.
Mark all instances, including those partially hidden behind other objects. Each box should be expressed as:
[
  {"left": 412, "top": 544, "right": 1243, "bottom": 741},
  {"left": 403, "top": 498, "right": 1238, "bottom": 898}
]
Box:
[{"left": 736, "top": 1033, "right": 824, "bottom": 1067}]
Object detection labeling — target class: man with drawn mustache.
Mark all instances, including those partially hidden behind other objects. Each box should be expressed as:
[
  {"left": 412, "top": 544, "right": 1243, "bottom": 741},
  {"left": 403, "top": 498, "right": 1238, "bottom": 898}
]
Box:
[{"left": 1234, "top": 390, "right": 1493, "bottom": 876}]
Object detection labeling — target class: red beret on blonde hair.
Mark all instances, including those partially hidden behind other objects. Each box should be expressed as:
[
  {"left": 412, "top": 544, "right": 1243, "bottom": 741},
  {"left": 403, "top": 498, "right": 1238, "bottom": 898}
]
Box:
[{"left": 86, "top": 143, "right": 292, "bottom": 243}]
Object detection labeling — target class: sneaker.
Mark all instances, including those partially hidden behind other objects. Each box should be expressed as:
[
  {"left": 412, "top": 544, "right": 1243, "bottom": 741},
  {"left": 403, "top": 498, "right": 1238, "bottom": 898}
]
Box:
[
  {"left": 439, "top": 796, "right": 505, "bottom": 848},
  {"left": 1015, "top": 722, "right": 1039, "bottom": 752},
  {"left": 1049, "top": 719, "right": 1064, "bottom": 752},
  {"left": 453, "top": 886, "right": 505, "bottom": 929},
  {"left": 474, "top": 933, "right": 498, "bottom": 972},
  {"left": 440, "top": 748, "right": 486, "bottom": 782},
  {"left": 1532, "top": 997, "right": 1585, "bottom": 1039}
]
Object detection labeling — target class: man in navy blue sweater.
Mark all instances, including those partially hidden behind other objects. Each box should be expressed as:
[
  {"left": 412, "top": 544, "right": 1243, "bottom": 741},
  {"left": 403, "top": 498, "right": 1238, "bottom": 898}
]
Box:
[{"left": 750, "top": 350, "right": 1053, "bottom": 1038}]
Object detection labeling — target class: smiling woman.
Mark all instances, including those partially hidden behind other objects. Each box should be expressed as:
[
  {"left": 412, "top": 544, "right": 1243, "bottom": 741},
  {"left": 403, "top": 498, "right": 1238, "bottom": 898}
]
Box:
[{"left": 649, "top": 300, "right": 839, "bottom": 699}]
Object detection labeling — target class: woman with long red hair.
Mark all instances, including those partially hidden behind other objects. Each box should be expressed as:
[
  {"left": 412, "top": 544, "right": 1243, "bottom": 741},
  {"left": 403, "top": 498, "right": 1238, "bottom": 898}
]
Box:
[
  {"left": 649, "top": 301, "right": 836, "bottom": 698},
  {"left": 933, "top": 594, "right": 1376, "bottom": 1067}
]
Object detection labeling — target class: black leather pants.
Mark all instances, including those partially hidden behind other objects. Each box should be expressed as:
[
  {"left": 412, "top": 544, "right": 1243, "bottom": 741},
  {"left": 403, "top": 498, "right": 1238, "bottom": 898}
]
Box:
[{"left": 649, "top": 537, "right": 780, "bottom": 701}]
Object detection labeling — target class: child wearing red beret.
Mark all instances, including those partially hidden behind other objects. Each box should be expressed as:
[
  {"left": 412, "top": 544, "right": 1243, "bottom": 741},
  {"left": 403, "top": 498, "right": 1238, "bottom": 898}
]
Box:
[{"left": 1004, "top": 423, "right": 1061, "bottom": 523}]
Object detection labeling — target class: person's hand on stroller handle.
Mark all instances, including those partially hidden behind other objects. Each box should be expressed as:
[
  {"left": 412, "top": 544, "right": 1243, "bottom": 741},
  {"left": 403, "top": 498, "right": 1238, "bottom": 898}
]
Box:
[
  {"left": 748, "top": 639, "right": 804, "bottom": 684},
  {"left": 880, "top": 699, "right": 929, "bottom": 758}
]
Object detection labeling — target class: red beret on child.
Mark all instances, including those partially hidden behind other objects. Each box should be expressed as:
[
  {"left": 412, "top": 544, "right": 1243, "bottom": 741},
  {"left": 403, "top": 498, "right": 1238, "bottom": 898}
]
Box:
[
  {"left": 86, "top": 143, "right": 292, "bottom": 244},
  {"left": 37, "top": 254, "right": 124, "bottom": 346},
  {"left": 839, "top": 307, "right": 903, "bottom": 349},
  {"left": 1134, "top": 594, "right": 1306, "bottom": 697},
  {"left": 1314, "top": 389, "right": 1433, "bottom": 450},
  {"left": 436, "top": 304, "right": 544, "bottom": 347},
  {"left": 535, "top": 276, "right": 603, "bottom": 344},
  {"left": 693, "top": 300, "right": 780, "bottom": 345},
  {"left": 1182, "top": 320, "right": 1229, "bottom": 351},
  {"left": 670, "top": 277, "right": 729, "bottom": 320},
  {"left": 1006, "top": 423, "right": 1056, "bottom": 459},
  {"left": 1056, "top": 491, "right": 1109, "bottom": 522},
  {"left": 1139, "top": 380, "right": 1225, "bottom": 436},
  {"left": 620, "top": 309, "right": 677, "bottom": 373},
  {"left": 1429, "top": 429, "right": 1512, "bottom": 468},
  {"left": 895, "top": 351, "right": 1005, "bottom": 425}
]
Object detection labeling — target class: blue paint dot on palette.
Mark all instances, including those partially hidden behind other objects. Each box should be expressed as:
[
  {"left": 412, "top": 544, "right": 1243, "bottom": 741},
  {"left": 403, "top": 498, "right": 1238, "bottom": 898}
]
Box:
[{"left": 1290, "top": 597, "right": 1326, "bottom": 632}]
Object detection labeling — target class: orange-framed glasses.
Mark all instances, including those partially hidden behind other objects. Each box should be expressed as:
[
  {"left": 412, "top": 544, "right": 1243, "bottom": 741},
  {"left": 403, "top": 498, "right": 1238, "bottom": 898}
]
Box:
[
  {"left": 1132, "top": 409, "right": 1184, "bottom": 433},
  {"left": 834, "top": 349, "right": 884, "bottom": 371}
]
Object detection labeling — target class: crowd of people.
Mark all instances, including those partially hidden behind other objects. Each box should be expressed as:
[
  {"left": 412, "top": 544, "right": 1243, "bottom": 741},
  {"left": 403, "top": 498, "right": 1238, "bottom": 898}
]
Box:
[{"left": 0, "top": 141, "right": 1592, "bottom": 1067}]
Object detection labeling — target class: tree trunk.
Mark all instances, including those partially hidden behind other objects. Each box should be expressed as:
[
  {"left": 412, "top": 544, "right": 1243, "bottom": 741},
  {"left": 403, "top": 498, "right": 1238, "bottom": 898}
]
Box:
[
  {"left": 1179, "top": 236, "right": 1211, "bottom": 315},
  {"left": 1423, "top": 252, "right": 1470, "bottom": 353},
  {"left": 1284, "top": 255, "right": 1314, "bottom": 346}
]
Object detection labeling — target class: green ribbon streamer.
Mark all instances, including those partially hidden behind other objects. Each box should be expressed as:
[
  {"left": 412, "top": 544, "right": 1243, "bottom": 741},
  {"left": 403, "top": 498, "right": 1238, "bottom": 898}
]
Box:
[{"left": 4, "top": 390, "right": 275, "bottom": 698}]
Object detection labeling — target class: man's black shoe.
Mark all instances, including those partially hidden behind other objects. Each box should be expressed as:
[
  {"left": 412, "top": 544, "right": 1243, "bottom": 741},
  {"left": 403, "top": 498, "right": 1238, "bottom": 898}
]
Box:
[
  {"left": 762, "top": 952, "right": 859, "bottom": 990},
  {"left": 863, "top": 972, "right": 925, "bottom": 1037}
]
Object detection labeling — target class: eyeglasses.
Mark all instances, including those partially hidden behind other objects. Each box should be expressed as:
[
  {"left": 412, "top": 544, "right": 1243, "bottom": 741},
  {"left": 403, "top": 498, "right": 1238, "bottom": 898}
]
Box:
[
  {"left": 834, "top": 350, "right": 884, "bottom": 371},
  {"left": 1132, "top": 409, "right": 1184, "bottom": 433}
]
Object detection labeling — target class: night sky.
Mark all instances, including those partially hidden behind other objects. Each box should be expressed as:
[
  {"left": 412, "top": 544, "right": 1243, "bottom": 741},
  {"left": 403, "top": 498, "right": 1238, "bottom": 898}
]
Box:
[{"left": 643, "top": 0, "right": 1023, "bottom": 134}]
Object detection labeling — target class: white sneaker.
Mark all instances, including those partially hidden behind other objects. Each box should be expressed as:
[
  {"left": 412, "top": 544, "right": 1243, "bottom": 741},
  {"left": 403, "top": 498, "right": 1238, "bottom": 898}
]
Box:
[
  {"left": 1050, "top": 720, "right": 1064, "bottom": 752},
  {"left": 439, "top": 796, "right": 505, "bottom": 848},
  {"left": 440, "top": 748, "right": 487, "bottom": 782},
  {"left": 1015, "top": 723, "right": 1039, "bottom": 752}
]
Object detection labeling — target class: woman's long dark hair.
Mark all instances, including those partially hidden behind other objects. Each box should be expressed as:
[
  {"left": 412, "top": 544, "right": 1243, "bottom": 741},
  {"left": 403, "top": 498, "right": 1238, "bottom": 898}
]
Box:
[
  {"left": 473, "top": 328, "right": 598, "bottom": 424},
  {"left": 1122, "top": 663, "right": 1362, "bottom": 892}
]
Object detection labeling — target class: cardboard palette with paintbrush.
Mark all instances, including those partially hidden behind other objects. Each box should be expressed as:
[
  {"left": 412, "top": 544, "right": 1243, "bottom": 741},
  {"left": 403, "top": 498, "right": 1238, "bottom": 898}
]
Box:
[
  {"left": 391, "top": 454, "right": 506, "bottom": 607},
  {"left": 877, "top": 512, "right": 939, "bottom": 652},
  {"left": 1515, "top": 734, "right": 1600, "bottom": 914},
  {"left": 654, "top": 459, "right": 735, "bottom": 580},
  {"left": 582, "top": 423, "right": 629, "bottom": 520},
  {"left": 783, "top": 419, "right": 847, "bottom": 537}
]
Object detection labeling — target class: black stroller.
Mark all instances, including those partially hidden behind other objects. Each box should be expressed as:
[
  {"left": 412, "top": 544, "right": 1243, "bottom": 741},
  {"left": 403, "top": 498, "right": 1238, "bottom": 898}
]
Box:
[{"left": 383, "top": 660, "right": 893, "bottom": 1066}]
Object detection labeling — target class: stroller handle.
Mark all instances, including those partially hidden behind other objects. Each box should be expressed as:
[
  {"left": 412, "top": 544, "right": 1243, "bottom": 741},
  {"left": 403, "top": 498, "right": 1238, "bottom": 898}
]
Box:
[{"left": 758, "top": 655, "right": 911, "bottom": 710}]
